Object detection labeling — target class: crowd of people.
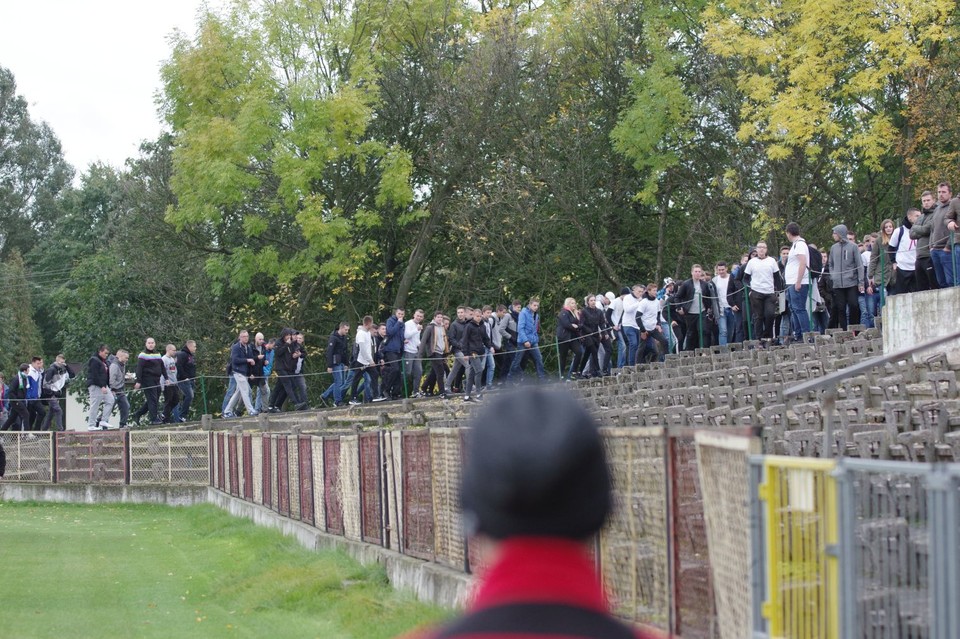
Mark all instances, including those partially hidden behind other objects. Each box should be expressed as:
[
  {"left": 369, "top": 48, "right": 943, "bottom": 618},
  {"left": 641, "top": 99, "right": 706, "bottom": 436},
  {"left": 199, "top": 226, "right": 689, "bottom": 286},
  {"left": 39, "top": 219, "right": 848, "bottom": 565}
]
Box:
[{"left": 1, "top": 187, "right": 957, "bottom": 427}]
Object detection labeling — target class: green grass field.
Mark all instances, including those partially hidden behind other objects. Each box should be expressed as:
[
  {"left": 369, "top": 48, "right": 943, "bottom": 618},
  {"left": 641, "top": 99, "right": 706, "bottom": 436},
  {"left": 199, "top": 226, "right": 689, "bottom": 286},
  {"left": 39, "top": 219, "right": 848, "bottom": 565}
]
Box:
[{"left": 0, "top": 501, "right": 450, "bottom": 638}]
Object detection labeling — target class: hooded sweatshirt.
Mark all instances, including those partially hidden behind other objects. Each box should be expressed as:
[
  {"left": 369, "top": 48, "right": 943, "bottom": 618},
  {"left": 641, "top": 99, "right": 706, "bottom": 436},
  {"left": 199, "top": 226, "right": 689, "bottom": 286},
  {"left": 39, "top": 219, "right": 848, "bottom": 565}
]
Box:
[
  {"left": 910, "top": 205, "right": 937, "bottom": 258},
  {"left": 828, "top": 224, "right": 864, "bottom": 289}
]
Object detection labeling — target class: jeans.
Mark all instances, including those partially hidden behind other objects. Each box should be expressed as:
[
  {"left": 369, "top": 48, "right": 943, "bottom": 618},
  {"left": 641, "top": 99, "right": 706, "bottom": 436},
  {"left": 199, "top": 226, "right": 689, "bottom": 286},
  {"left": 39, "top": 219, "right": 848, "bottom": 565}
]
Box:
[
  {"left": 858, "top": 290, "right": 876, "bottom": 329},
  {"left": 403, "top": 352, "right": 422, "bottom": 396},
  {"left": 113, "top": 391, "right": 130, "bottom": 427},
  {"left": 614, "top": 329, "right": 627, "bottom": 368},
  {"left": 254, "top": 380, "right": 269, "bottom": 412},
  {"left": 221, "top": 375, "right": 237, "bottom": 413},
  {"left": 508, "top": 344, "right": 546, "bottom": 380},
  {"left": 931, "top": 249, "right": 957, "bottom": 288},
  {"left": 717, "top": 307, "right": 729, "bottom": 346},
  {"left": 622, "top": 327, "right": 640, "bottom": 367},
  {"left": 330, "top": 364, "right": 347, "bottom": 404},
  {"left": 484, "top": 350, "right": 496, "bottom": 386},
  {"left": 173, "top": 379, "right": 195, "bottom": 421},
  {"left": 43, "top": 396, "right": 64, "bottom": 431},
  {"left": 730, "top": 309, "right": 744, "bottom": 343},
  {"left": 464, "top": 355, "right": 485, "bottom": 396},
  {"left": 786, "top": 285, "right": 811, "bottom": 340}
]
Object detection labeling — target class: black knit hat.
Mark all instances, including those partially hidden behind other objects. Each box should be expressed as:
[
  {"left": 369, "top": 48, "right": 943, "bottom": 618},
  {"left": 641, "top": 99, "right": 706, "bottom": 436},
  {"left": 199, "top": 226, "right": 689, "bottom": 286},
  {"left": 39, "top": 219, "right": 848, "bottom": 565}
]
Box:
[{"left": 461, "top": 388, "right": 612, "bottom": 540}]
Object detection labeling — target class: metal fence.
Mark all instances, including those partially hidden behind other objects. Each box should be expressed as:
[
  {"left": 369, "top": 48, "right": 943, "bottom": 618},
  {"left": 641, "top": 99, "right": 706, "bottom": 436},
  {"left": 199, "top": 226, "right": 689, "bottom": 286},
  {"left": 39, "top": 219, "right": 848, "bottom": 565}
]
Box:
[
  {"left": 129, "top": 431, "right": 209, "bottom": 484},
  {"left": 0, "top": 432, "right": 54, "bottom": 481},
  {"left": 751, "top": 456, "right": 840, "bottom": 639},
  {"left": 56, "top": 431, "right": 127, "bottom": 484},
  {"left": 836, "top": 459, "right": 960, "bottom": 639}
]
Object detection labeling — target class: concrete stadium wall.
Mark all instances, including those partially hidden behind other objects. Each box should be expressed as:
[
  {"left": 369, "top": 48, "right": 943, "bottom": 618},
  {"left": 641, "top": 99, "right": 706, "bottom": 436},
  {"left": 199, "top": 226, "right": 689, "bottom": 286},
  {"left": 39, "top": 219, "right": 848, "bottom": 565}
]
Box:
[{"left": 884, "top": 286, "right": 960, "bottom": 364}]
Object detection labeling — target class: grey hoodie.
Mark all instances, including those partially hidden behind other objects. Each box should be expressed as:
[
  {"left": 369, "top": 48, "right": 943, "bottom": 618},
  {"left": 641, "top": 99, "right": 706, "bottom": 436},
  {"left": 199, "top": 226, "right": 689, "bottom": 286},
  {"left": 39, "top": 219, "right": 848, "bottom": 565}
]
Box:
[
  {"left": 828, "top": 224, "right": 864, "bottom": 289},
  {"left": 108, "top": 355, "right": 126, "bottom": 392}
]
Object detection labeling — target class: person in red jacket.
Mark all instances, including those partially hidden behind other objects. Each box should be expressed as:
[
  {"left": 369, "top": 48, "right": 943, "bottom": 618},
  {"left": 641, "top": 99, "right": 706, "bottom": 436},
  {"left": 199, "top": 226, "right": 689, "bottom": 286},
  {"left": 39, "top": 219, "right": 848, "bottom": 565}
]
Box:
[{"left": 403, "top": 388, "right": 656, "bottom": 639}]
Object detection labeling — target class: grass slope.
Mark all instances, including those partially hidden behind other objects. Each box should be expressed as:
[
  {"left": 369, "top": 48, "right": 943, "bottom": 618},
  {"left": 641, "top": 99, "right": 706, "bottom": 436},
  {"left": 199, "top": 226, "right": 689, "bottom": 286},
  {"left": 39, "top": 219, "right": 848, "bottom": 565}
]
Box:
[{"left": 0, "top": 501, "right": 449, "bottom": 638}]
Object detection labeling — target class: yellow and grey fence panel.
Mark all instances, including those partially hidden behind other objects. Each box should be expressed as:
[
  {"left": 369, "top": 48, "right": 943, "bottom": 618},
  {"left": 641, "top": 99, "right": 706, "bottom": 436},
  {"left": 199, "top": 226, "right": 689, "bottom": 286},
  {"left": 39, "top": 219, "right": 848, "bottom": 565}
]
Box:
[{"left": 752, "top": 455, "right": 839, "bottom": 639}]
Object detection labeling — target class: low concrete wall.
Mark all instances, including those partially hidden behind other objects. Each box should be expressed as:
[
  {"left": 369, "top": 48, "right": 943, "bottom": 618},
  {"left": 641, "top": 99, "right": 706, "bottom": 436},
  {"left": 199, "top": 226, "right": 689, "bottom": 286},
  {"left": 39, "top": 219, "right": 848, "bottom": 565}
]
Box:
[
  {"left": 207, "top": 489, "right": 471, "bottom": 610},
  {"left": 883, "top": 286, "right": 960, "bottom": 364},
  {"left": 0, "top": 483, "right": 208, "bottom": 506}
]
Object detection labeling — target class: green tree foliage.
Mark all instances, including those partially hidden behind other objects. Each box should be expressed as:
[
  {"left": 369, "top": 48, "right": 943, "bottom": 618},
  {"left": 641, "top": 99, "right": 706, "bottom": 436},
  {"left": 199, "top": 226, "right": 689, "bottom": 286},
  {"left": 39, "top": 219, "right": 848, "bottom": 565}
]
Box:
[
  {"left": 0, "top": 67, "right": 73, "bottom": 260},
  {"left": 0, "top": 250, "right": 44, "bottom": 375}
]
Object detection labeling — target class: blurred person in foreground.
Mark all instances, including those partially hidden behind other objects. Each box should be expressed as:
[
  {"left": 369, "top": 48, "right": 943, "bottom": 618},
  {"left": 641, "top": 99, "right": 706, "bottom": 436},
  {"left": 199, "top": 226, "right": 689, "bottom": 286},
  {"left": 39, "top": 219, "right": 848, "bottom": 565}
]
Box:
[{"left": 401, "top": 388, "right": 655, "bottom": 639}]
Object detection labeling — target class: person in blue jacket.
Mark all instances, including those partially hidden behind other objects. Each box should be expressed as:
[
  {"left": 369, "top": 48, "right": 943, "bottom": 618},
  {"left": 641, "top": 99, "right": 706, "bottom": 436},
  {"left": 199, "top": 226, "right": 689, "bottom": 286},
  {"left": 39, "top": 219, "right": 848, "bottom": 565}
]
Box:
[{"left": 507, "top": 298, "right": 547, "bottom": 383}]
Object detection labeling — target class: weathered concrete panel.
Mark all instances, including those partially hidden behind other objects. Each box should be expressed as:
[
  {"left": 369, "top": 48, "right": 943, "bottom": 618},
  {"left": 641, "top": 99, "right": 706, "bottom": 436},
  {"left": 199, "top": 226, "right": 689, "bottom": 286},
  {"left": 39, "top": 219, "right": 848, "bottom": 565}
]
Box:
[{"left": 883, "top": 287, "right": 960, "bottom": 364}]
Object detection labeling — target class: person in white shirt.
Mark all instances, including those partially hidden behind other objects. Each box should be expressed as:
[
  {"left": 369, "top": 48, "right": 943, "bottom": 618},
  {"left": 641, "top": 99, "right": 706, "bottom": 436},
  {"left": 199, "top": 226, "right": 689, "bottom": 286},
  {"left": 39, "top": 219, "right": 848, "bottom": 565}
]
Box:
[
  {"left": 784, "top": 222, "right": 810, "bottom": 341},
  {"left": 742, "top": 241, "right": 782, "bottom": 340},
  {"left": 637, "top": 283, "right": 668, "bottom": 362},
  {"left": 349, "top": 316, "right": 382, "bottom": 404},
  {"left": 890, "top": 208, "right": 921, "bottom": 294},
  {"left": 713, "top": 262, "right": 732, "bottom": 346},
  {"left": 609, "top": 288, "right": 628, "bottom": 368},
  {"left": 621, "top": 285, "right": 643, "bottom": 366},
  {"left": 403, "top": 309, "right": 425, "bottom": 398}
]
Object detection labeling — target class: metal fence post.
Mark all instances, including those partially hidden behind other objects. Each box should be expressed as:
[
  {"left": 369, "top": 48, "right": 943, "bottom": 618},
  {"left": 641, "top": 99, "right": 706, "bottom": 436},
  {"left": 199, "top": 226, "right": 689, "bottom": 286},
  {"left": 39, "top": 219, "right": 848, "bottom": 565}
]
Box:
[{"left": 929, "top": 466, "right": 960, "bottom": 639}]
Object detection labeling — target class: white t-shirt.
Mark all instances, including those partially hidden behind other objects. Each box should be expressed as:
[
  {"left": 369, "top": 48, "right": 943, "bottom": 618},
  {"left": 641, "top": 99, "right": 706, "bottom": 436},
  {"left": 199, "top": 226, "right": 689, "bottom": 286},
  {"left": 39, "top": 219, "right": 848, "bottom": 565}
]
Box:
[
  {"left": 784, "top": 238, "right": 809, "bottom": 286},
  {"left": 621, "top": 294, "right": 640, "bottom": 329},
  {"left": 744, "top": 256, "right": 779, "bottom": 294},
  {"left": 713, "top": 275, "right": 730, "bottom": 310},
  {"left": 403, "top": 319, "right": 421, "bottom": 354},
  {"left": 355, "top": 327, "right": 374, "bottom": 366},
  {"left": 637, "top": 297, "right": 660, "bottom": 331},
  {"left": 891, "top": 226, "right": 917, "bottom": 271},
  {"left": 609, "top": 296, "right": 624, "bottom": 327}
]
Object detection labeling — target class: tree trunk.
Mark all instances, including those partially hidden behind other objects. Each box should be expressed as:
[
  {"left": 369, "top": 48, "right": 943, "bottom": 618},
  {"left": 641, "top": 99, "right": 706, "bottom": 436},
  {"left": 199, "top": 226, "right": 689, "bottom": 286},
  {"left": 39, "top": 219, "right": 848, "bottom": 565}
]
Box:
[{"left": 392, "top": 180, "right": 455, "bottom": 310}]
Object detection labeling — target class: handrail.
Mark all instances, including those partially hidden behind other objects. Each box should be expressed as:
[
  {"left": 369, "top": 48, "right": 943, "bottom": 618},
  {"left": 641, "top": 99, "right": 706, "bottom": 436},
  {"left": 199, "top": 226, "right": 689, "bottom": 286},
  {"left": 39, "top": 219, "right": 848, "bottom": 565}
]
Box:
[
  {"left": 783, "top": 326, "right": 960, "bottom": 458},
  {"left": 784, "top": 328, "right": 960, "bottom": 397}
]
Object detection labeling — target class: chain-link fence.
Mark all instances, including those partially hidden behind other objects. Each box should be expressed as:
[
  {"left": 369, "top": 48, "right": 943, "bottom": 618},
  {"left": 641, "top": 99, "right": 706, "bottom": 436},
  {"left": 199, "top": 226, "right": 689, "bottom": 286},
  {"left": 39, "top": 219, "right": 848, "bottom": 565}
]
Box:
[
  {"left": 0, "top": 432, "right": 53, "bottom": 481},
  {"left": 129, "top": 431, "right": 209, "bottom": 484}
]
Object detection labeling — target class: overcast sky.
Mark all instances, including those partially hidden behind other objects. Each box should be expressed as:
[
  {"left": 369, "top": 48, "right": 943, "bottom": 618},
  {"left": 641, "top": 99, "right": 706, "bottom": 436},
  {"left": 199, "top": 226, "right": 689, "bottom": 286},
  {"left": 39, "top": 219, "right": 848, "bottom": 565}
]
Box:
[{"left": 0, "top": 1, "right": 224, "bottom": 174}]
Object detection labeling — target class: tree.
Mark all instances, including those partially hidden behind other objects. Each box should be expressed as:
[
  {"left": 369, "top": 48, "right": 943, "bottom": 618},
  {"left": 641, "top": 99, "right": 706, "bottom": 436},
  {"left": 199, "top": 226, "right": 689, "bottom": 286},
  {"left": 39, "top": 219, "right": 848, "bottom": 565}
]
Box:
[
  {"left": 0, "top": 250, "right": 44, "bottom": 375},
  {"left": 0, "top": 67, "right": 73, "bottom": 260}
]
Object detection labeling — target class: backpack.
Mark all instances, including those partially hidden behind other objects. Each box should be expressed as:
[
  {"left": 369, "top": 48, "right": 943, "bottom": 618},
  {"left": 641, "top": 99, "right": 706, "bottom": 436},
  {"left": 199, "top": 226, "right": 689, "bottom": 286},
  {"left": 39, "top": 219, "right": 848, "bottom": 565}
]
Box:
[{"left": 807, "top": 244, "right": 824, "bottom": 277}]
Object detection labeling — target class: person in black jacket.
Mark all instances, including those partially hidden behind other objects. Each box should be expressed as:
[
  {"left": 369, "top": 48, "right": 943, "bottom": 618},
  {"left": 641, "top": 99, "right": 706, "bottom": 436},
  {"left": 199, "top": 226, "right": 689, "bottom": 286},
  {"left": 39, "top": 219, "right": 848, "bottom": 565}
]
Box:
[
  {"left": 173, "top": 340, "right": 197, "bottom": 423},
  {"left": 556, "top": 298, "right": 583, "bottom": 380},
  {"left": 444, "top": 307, "right": 471, "bottom": 394},
  {"left": 42, "top": 353, "right": 74, "bottom": 431},
  {"left": 321, "top": 322, "right": 351, "bottom": 406},
  {"left": 673, "top": 265, "right": 721, "bottom": 351},
  {"left": 131, "top": 338, "right": 164, "bottom": 425},
  {"left": 462, "top": 308, "right": 492, "bottom": 402},
  {"left": 578, "top": 295, "right": 608, "bottom": 378},
  {"left": 87, "top": 345, "right": 114, "bottom": 430},
  {"left": 0, "top": 364, "right": 30, "bottom": 431},
  {"left": 267, "top": 328, "right": 308, "bottom": 412}
]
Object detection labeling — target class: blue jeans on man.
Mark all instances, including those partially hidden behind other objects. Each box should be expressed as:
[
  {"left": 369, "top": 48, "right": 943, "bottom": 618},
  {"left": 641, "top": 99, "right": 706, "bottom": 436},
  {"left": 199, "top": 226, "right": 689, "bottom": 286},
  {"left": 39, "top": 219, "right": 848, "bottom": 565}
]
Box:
[
  {"left": 622, "top": 326, "right": 640, "bottom": 367},
  {"left": 931, "top": 249, "right": 957, "bottom": 288},
  {"left": 858, "top": 288, "right": 876, "bottom": 328},
  {"left": 320, "top": 364, "right": 349, "bottom": 405},
  {"left": 508, "top": 343, "right": 546, "bottom": 381},
  {"left": 613, "top": 329, "right": 627, "bottom": 368},
  {"left": 717, "top": 307, "right": 729, "bottom": 345},
  {"left": 221, "top": 375, "right": 237, "bottom": 414},
  {"left": 172, "top": 379, "right": 194, "bottom": 422},
  {"left": 786, "top": 284, "right": 811, "bottom": 341}
]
